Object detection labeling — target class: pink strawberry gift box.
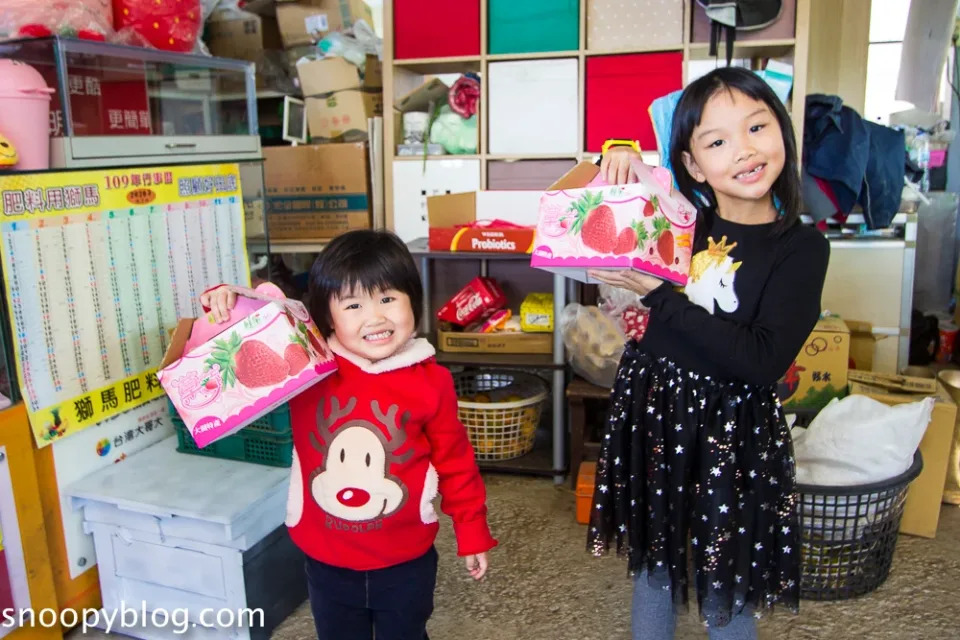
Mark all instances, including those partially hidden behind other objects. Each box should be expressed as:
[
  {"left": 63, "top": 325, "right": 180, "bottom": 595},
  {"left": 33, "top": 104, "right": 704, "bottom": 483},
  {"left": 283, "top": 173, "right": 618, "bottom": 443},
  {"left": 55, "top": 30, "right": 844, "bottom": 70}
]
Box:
[
  {"left": 530, "top": 157, "right": 697, "bottom": 285},
  {"left": 157, "top": 283, "right": 337, "bottom": 449}
]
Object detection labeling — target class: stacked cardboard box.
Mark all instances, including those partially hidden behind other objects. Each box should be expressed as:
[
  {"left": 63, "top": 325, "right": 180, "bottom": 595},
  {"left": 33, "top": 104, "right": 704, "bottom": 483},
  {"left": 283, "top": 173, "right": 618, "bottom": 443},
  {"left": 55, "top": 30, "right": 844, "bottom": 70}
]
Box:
[
  {"left": 260, "top": 143, "right": 372, "bottom": 241},
  {"left": 296, "top": 56, "right": 383, "bottom": 142}
]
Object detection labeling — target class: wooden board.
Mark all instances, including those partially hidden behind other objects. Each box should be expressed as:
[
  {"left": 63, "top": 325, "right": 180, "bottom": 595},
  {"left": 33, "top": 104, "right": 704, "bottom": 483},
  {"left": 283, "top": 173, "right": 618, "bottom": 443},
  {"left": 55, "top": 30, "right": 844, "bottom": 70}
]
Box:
[{"left": 0, "top": 405, "right": 60, "bottom": 638}]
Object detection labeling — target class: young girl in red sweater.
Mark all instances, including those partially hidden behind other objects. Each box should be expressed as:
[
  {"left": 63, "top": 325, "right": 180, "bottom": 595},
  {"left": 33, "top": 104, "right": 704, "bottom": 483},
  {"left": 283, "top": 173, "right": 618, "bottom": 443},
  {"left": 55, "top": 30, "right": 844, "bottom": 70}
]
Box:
[{"left": 202, "top": 230, "right": 496, "bottom": 640}]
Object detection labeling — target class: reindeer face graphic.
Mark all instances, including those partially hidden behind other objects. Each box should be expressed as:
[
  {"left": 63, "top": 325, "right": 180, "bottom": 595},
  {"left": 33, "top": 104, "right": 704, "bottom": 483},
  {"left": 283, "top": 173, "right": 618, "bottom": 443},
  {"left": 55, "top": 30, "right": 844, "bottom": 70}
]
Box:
[{"left": 309, "top": 397, "right": 412, "bottom": 522}]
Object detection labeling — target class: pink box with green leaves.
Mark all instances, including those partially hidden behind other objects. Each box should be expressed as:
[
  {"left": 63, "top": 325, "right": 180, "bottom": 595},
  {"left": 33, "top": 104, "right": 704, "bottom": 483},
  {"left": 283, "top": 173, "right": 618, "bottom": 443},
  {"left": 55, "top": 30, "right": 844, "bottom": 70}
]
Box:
[
  {"left": 530, "top": 158, "right": 697, "bottom": 285},
  {"left": 157, "top": 284, "right": 337, "bottom": 448}
]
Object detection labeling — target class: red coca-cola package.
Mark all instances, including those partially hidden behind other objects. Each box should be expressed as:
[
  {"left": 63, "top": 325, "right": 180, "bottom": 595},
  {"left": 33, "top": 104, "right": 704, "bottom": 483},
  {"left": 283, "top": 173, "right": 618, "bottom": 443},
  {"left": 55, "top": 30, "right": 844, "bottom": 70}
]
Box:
[{"left": 436, "top": 277, "right": 506, "bottom": 327}]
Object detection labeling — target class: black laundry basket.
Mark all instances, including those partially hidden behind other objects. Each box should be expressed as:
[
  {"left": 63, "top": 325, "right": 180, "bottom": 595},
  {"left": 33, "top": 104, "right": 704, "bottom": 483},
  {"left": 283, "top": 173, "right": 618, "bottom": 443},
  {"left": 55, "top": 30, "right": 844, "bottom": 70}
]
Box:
[{"left": 795, "top": 449, "right": 923, "bottom": 600}]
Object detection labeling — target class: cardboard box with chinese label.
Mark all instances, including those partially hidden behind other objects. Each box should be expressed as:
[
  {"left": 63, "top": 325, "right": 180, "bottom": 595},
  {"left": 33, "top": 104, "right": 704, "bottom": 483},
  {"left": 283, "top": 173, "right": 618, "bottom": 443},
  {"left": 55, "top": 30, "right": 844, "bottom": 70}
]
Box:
[
  {"left": 263, "top": 142, "right": 372, "bottom": 241},
  {"left": 304, "top": 90, "right": 382, "bottom": 142},
  {"left": 848, "top": 370, "right": 958, "bottom": 538},
  {"left": 296, "top": 56, "right": 383, "bottom": 142},
  {"left": 157, "top": 284, "right": 337, "bottom": 448},
  {"left": 778, "top": 317, "right": 850, "bottom": 411},
  {"left": 436, "top": 328, "right": 553, "bottom": 355},
  {"left": 530, "top": 157, "right": 697, "bottom": 284},
  {"left": 276, "top": 0, "right": 374, "bottom": 49},
  {"left": 426, "top": 191, "right": 540, "bottom": 253}
]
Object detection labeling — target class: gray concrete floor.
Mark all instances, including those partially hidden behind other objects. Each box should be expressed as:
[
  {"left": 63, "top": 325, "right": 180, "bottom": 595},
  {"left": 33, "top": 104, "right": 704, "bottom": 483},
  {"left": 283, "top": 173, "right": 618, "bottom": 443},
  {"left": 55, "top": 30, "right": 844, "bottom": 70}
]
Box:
[
  {"left": 273, "top": 475, "right": 960, "bottom": 640},
  {"left": 71, "top": 474, "right": 960, "bottom": 639}
]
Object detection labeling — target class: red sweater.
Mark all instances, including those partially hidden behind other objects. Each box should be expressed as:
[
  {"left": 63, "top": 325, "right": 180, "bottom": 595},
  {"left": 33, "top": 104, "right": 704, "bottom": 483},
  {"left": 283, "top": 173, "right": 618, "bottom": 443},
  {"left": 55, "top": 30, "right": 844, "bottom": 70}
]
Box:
[{"left": 284, "top": 337, "right": 497, "bottom": 570}]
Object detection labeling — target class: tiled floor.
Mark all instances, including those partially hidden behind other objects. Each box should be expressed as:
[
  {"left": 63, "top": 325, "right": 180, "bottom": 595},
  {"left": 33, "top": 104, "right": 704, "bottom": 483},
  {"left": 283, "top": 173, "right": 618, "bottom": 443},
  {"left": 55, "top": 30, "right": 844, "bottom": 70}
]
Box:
[{"left": 70, "top": 475, "right": 960, "bottom": 639}]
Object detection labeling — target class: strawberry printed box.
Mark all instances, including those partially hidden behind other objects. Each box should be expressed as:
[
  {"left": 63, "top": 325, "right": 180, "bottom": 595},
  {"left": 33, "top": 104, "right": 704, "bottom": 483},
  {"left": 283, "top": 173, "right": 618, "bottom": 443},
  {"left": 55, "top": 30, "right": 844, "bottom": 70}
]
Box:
[
  {"left": 157, "top": 283, "right": 337, "bottom": 448},
  {"left": 531, "top": 158, "right": 697, "bottom": 285}
]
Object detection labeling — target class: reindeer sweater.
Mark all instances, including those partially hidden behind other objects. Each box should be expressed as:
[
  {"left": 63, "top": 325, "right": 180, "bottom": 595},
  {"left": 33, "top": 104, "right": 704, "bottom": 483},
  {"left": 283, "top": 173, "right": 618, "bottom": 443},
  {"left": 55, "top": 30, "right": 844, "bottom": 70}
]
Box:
[
  {"left": 640, "top": 216, "right": 829, "bottom": 385},
  {"left": 283, "top": 336, "right": 497, "bottom": 571}
]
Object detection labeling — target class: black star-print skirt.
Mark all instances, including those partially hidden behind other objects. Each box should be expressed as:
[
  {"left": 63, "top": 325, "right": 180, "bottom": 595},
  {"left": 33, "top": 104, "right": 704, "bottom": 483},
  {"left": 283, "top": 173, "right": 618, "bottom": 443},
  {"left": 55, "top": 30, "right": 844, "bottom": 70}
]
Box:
[{"left": 587, "top": 346, "right": 800, "bottom": 627}]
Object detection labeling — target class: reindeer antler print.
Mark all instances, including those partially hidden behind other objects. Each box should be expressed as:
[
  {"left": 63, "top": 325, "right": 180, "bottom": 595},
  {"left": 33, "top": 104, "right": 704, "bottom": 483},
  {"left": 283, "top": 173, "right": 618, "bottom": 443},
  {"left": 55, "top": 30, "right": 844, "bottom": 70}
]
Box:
[
  {"left": 371, "top": 400, "right": 413, "bottom": 464},
  {"left": 310, "top": 396, "right": 357, "bottom": 453}
]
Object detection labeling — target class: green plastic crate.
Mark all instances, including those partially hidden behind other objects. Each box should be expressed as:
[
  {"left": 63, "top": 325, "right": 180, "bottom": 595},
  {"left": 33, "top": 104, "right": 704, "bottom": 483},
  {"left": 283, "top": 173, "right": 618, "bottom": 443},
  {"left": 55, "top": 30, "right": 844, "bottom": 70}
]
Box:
[
  {"left": 173, "top": 420, "right": 294, "bottom": 468},
  {"left": 166, "top": 398, "right": 292, "bottom": 437}
]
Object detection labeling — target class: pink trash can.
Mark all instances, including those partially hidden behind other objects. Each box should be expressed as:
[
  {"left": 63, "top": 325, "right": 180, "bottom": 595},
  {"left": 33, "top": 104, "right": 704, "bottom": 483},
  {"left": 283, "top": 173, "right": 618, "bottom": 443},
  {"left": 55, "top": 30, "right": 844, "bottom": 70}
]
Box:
[{"left": 0, "top": 60, "right": 55, "bottom": 171}]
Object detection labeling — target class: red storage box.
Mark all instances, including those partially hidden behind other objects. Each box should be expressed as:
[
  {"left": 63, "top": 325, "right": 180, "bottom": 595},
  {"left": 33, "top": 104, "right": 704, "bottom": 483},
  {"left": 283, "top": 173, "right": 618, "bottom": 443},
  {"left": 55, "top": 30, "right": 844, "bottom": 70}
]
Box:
[
  {"left": 394, "top": 0, "right": 480, "bottom": 59},
  {"left": 585, "top": 52, "right": 683, "bottom": 153}
]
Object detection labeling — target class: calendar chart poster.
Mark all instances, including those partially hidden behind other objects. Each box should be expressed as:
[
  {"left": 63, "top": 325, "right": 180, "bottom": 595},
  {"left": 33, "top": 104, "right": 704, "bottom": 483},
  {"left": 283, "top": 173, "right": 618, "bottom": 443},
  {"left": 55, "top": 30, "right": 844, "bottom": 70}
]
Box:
[{"left": 0, "top": 164, "right": 250, "bottom": 447}]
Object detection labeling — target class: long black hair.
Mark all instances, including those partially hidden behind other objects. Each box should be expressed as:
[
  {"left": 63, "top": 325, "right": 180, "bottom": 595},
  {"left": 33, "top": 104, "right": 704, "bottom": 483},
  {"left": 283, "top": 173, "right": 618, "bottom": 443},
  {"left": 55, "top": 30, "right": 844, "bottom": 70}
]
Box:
[
  {"left": 307, "top": 229, "right": 423, "bottom": 337},
  {"left": 668, "top": 66, "right": 801, "bottom": 241}
]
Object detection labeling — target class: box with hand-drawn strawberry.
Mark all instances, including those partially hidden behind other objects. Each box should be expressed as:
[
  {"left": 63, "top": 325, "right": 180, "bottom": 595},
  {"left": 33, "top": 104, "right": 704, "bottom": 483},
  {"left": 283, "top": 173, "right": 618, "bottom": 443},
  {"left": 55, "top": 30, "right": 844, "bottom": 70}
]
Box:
[
  {"left": 157, "top": 283, "right": 337, "bottom": 448},
  {"left": 530, "top": 158, "right": 697, "bottom": 285}
]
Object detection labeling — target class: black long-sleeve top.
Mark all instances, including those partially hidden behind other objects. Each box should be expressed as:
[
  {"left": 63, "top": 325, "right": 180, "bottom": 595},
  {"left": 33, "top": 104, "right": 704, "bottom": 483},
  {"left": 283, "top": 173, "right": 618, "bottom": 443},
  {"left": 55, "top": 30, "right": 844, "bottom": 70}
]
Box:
[{"left": 640, "top": 214, "right": 830, "bottom": 386}]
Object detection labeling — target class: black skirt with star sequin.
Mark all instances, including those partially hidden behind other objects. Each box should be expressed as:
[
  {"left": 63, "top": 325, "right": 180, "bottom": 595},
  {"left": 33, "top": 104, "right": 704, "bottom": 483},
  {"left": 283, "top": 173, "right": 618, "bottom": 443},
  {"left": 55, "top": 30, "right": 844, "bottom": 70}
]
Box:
[{"left": 587, "top": 345, "right": 800, "bottom": 626}]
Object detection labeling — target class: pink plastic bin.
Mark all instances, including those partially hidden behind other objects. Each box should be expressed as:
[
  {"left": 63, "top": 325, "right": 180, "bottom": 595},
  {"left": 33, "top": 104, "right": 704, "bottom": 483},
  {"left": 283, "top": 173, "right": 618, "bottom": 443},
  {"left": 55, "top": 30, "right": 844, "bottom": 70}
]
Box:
[{"left": 0, "top": 60, "right": 54, "bottom": 170}]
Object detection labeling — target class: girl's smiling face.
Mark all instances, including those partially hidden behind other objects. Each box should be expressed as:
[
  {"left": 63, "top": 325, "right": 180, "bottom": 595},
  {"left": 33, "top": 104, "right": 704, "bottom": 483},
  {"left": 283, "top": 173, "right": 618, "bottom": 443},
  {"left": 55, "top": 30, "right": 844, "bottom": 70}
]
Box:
[
  {"left": 329, "top": 286, "right": 416, "bottom": 362},
  {"left": 681, "top": 87, "right": 786, "bottom": 219}
]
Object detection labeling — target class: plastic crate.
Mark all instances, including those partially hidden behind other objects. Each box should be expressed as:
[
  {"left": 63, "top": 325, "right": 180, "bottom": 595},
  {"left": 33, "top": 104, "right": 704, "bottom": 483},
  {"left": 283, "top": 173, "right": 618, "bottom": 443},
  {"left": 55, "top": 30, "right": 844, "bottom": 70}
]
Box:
[
  {"left": 166, "top": 398, "right": 292, "bottom": 437},
  {"left": 173, "top": 420, "right": 294, "bottom": 468}
]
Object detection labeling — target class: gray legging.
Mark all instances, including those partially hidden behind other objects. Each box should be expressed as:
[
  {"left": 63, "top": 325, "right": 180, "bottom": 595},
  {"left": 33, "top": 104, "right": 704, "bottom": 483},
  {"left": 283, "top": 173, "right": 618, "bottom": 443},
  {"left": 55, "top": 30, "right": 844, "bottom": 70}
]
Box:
[{"left": 632, "top": 572, "right": 757, "bottom": 640}]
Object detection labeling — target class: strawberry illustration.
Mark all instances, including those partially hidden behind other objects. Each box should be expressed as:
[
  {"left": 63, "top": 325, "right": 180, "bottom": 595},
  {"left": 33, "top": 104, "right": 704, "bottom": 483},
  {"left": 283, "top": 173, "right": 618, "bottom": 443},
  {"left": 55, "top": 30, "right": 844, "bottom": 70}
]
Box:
[
  {"left": 206, "top": 333, "right": 290, "bottom": 389},
  {"left": 613, "top": 228, "right": 637, "bottom": 255},
  {"left": 651, "top": 216, "right": 675, "bottom": 265},
  {"left": 235, "top": 341, "right": 290, "bottom": 387},
  {"left": 284, "top": 334, "right": 311, "bottom": 374},
  {"left": 614, "top": 221, "right": 650, "bottom": 255},
  {"left": 643, "top": 195, "right": 659, "bottom": 217},
  {"left": 568, "top": 192, "right": 617, "bottom": 253}
]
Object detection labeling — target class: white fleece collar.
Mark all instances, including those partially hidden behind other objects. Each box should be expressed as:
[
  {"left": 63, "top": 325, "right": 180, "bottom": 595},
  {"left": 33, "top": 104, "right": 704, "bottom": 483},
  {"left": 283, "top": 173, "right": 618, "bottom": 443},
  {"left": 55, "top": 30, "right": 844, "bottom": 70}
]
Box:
[{"left": 327, "top": 335, "right": 435, "bottom": 374}]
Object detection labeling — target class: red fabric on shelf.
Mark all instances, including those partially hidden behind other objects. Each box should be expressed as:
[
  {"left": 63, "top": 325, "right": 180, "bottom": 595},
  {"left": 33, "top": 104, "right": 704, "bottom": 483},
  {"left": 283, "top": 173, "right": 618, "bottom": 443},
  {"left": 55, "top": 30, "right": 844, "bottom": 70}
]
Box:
[{"left": 585, "top": 52, "right": 683, "bottom": 153}]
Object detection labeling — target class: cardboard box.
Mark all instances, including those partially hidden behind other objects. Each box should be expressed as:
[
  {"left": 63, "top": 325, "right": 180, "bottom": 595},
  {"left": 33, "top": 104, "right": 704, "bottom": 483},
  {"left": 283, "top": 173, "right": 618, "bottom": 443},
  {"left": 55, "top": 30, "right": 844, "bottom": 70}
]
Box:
[
  {"left": 297, "top": 55, "right": 383, "bottom": 96},
  {"left": 426, "top": 191, "right": 540, "bottom": 253},
  {"left": 436, "top": 328, "right": 553, "bottom": 354},
  {"left": 848, "top": 371, "right": 958, "bottom": 538},
  {"left": 305, "top": 90, "right": 382, "bottom": 142},
  {"left": 530, "top": 158, "right": 697, "bottom": 284},
  {"left": 779, "top": 317, "right": 850, "bottom": 410},
  {"left": 206, "top": 11, "right": 282, "bottom": 62},
  {"left": 276, "top": 0, "right": 373, "bottom": 48},
  {"left": 157, "top": 285, "right": 336, "bottom": 448},
  {"left": 263, "top": 143, "right": 372, "bottom": 241}
]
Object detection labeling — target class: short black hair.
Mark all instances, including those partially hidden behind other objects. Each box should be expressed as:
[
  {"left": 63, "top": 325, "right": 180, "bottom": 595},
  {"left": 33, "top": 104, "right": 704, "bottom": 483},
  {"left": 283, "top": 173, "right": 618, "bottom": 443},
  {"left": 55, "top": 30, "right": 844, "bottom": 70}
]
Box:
[
  {"left": 307, "top": 230, "right": 423, "bottom": 337},
  {"left": 668, "top": 66, "right": 801, "bottom": 240}
]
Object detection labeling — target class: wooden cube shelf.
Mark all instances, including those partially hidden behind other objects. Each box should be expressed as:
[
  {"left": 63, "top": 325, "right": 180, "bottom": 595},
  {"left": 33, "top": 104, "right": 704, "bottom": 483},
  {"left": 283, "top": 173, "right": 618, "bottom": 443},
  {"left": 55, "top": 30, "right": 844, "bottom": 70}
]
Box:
[{"left": 384, "top": 0, "right": 818, "bottom": 235}]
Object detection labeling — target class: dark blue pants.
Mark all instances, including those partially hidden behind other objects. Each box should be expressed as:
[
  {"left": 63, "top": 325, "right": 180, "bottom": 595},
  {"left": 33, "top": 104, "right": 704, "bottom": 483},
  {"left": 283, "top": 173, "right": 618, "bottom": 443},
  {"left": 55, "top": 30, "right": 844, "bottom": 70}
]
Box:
[{"left": 305, "top": 547, "right": 438, "bottom": 640}]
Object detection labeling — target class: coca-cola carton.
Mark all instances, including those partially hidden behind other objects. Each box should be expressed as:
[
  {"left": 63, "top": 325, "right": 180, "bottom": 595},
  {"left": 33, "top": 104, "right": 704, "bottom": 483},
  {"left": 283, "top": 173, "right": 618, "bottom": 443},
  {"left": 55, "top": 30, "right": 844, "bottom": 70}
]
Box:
[{"left": 436, "top": 277, "right": 507, "bottom": 327}]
